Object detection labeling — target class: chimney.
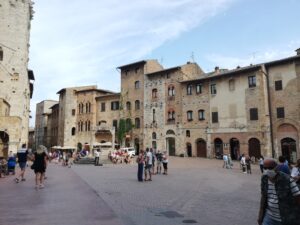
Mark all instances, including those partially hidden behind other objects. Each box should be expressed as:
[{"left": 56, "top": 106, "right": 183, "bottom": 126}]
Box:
[
  {"left": 187, "top": 61, "right": 191, "bottom": 64},
  {"left": 296, "top": 48, "right": 300, "bottom": 56},
  {"left": 236, "top": 66, "right": 241, "bottom": 69},
  {"left": 215, "top": 66, "right": 219, "bottom": 73}
]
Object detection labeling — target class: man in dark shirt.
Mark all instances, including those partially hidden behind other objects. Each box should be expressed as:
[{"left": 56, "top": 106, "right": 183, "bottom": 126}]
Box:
[
  {"left": 15, "top": 144, "right": 28, "bottom": 183},
  {"left": 276, "top": 156, "right": 290, "bottom": 175}
]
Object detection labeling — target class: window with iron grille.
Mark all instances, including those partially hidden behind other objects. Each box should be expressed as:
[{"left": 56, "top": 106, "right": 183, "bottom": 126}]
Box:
[
  {"left": 250, "top": 108, "right": 258, "bottom": 120},
  {"left": 275, "top": 80, "right": 282, "bottom": 91},
  {"left": 212, "top": 112, "right": 218, "bottom": 123},
  {"left": 277, "top": 107, "right": 285, "bottom": 118}
]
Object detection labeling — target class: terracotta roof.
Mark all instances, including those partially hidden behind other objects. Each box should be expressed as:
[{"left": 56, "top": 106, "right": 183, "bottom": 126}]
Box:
[
  {"left": 75, "top": 88, "right": 116, "bottom": 94},
  {"left": 95, "top": 93, "right": 120, "bottom": 99},
  {"left": 145, "top": 66, "right": 181, "bottom": 76}
]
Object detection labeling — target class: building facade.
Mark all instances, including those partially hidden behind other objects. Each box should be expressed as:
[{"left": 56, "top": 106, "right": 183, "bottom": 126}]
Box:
[
  {"left": 35, "top": 51, "right": 300, "bottom": 163},
  {"left": 0, "top": 0, "right": 34, "bottom": 156}
]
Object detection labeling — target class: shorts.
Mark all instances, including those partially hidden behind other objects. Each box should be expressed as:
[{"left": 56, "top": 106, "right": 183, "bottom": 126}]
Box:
[
  {"left": 157, "top": 161, "right": 162, "bottom": 166},
  {"left": 19, "top": 162, "right": 27, "bottom": 170},
  {"left": 163, "top": 162, "right": 168, "bottom": 170},
  {"left": 145, "top": 164, "right": 152, "bottom": 170}
]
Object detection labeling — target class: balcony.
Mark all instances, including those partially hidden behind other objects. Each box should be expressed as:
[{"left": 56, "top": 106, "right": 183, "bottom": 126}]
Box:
[{"left": 166, "top": 119, "right": 175, "bottom": 125}]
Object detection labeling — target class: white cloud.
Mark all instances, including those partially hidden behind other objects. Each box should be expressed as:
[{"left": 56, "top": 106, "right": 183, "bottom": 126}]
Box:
[
  {"left": 205, "top": 43, "right": 299, "bottom": 71},
  {"left": 29, "top": 0, "right": 235, "bottom": 125}
]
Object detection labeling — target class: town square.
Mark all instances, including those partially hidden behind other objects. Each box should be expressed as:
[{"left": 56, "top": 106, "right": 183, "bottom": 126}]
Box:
[{"left": 0, "top": 0, "right": 300, "bottom": 225}]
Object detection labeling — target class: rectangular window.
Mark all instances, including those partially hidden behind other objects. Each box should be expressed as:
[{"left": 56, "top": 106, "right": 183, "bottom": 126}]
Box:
[
  {"left": 277, "top": 107, "right": 285, "bottom": 118},
  {"left": 212, "top": 112, "right": 218, "bottom": 123},
  {"left": 187, "top": 85, "right": 192, "bottom": 95},
  {"left": 111, "top": 101, "right": 119, "bottom": 111},
  {"left": 196, "top": 84, "right": 202, "bottom": 94},
  {"left": 198, "top": 110, "right": 205, "bottom": 120},
  {"left": 72, "top": 109, "right": 75, "bottom": 116},
  {"left": 101, "top": 103, "right": 105, "bottom": 112},
  {"left": 250, "top": 108, "right": 258, "bottom": 120},
  {"left": 113, "top": 120, "right": 118, "bottom": 131},
  {"left": 187, "top": 111, "right": 193, "bottom": 121},
  {"left": 211, "top": 84, "right": 217, "bottom": 95},
  {"left": 275, "top": 80, "right": 282, "bottom": 91},
  {"left": 248, "top": 76, "right": 256, "bottom": 88}
]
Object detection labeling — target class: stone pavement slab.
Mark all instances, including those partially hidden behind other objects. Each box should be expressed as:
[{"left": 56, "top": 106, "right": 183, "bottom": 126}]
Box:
[{"left": 0, "top": 164, "right": 124, "bottom": 225}]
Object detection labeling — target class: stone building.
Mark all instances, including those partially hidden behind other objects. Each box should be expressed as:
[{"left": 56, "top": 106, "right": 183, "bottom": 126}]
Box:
[
  {"left": 35, "top": 100, "right": 58, "bottom": 149},
  {"left": 0, "top": 0, "right": 34, "bottom": 156},
  {"left": 118, "top": 60, "right": 163, "bottom": 151},
  {"left": 35, "top": 51, "right": 299, "bottom": 162}
]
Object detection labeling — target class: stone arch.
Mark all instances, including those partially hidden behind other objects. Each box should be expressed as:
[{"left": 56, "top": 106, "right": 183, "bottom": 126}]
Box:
[
  {"left": 248, "top": 138, "right": 261, "bottom": 159},
  {"left": 166, "top": 130, "right": 175, "bottom": 135},
  {"left": 214, "top": 138, "right": 223, "bottom": 158},
  {"left": 186, "top": 142, "right": 192, "bottom": 157},
  {"left": 0, "top": 131, "right": 9, "bottom": 157},
  {"left": 230, "top": 138, "right": 240, "bottom": 160}
]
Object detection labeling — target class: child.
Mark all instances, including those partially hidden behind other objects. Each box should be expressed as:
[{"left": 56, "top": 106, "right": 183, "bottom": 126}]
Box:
[{"left": 7, "top": 153, "right": 16, "bottom": 175}]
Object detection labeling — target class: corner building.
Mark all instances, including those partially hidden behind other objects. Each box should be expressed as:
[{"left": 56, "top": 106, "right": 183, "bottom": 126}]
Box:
[{"left": 0, "top": 0, "right": 34, "bottom": 156}]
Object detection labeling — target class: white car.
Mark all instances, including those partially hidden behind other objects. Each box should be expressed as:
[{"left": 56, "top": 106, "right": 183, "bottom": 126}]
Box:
[{"left": 121, "top": 147, "right": 136, "bottom": 157}]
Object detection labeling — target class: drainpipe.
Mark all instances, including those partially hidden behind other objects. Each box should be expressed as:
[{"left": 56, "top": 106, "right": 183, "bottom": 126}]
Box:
[{"left": 261, "top": 67, "right": 275, "bottom": 158}]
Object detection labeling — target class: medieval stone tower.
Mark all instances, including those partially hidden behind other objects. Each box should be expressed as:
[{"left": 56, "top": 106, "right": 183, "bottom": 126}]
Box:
[{"left": 0, "top": 0, "right": 34, "bottom": 156}]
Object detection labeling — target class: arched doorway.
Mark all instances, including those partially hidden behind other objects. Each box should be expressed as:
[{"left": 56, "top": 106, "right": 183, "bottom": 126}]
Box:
[
  {"left": 186, "top": 142, "right": 192, "bottom": 157},
  {"left": 281, "top": 138, "right": 297, "bottom": 163},
  {"left": 196, "top": 139, "right": 206, "bottom": 157},
  {"left": 0, "top": 131, "right": 9, "bottom": 157},
  {"left": 230, "top": 138, "right": 240, "bottom": 160},
  {"left": 134, "top": 138, "right": 140, "bottom": 155},
  {"left": 248, "top": 138, "right": 261, "bottom": 159},
  {"left": 214, "top": 138, "right": 223, "bottom": 159},
  {"left": 166, "top": 137, "right": 176, "bottom": 156}
]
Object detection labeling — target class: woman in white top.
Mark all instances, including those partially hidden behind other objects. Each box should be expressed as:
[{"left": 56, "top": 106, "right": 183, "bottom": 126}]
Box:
[
  {"left": 291, "top": 159, "right": 300, "bottom": 184},
  {"left": 162, "top": 151, "right": 168, "bottom": 175}
]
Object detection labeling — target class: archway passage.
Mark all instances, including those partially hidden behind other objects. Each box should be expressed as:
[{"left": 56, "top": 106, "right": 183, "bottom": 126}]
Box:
[
  {"left": 186, "top": 143, "right": 192, "bottom": 157},
  {"left": 248, "top": 138, "right": 261, "bottom": 159},
  {"left": 281, "top": 138, "right": 297, "bottom": 163},
  {"left": 230, "top": 138, "right": 240, "bottom": 160},
  {"left": 0, "top": 131, "right": 9, "bottom": 157},
  {"left": 134, "top": 138, "right": 140, "bottom": 155},
  {"left": 196, "top": 139, "right": 206, "bottom": 157},
  {"left": 166, "top": 137, "right": 176, "bottom": 156},
  {"left": 214, "top": 138, "right": 223, "bottom": 159}
]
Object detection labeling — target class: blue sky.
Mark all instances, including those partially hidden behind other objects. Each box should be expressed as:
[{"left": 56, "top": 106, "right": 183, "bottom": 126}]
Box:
[{"left": 29, "top": 0, "right": 300, "bottom": 125}]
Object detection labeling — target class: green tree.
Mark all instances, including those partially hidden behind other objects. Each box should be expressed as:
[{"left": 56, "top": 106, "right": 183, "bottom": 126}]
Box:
[{"left": 117, "top": 119, "right": 126, "bottom": 146}]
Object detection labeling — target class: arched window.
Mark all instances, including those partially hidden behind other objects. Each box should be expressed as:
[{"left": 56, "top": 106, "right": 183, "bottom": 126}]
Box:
[
  {"left": 168, "top": 85, "right": 175, "bottom": 96},
  {"left": 0, "top": 47, "right": 3, "bottom": 61},
  {"left": 78, "top": 122, "right": 81, "bottom": 132},
  {"left": 166, "top": 130, "right": 175, "bottom": 135},
  {"left": 71, "top": 127, "right": 76, "bottom": 136},
  {"left": 135, "top": 100, "right": 140, "bottom": 110},
  {"left": 152, "top": 132, "right": 157, "bottom": 139},
  {"left": 134, "top": 81, "right": 140, "bottom": 89},
  {"left": 186, "top": 130, "right": 190, "bottom": 137},
  {"left": 152, "top": 89, "right": 158, "bottom": 99},
  {"left": 126, "top": 101, "right": 131, "bottom": 110},
  {"left": 85, "top": 121, "right": 88, "bottom": 131},
  {"left": 187, "top": 85, "right": 192, "bottom": 95},
  {"left": 135, "top": 118, "right": 140, "bottom": 129},
  {"left": 80, "top": 121, "right": 83, "bottom": 132},
  {"left": 153, "top": 109, "right": 156, "bottom": 122}
]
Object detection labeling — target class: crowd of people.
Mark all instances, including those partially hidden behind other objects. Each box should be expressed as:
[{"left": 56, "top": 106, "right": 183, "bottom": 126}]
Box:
[
  {"left": 108, "top": 150, "right": 132, "bottom": 164},
  {"left": 136, "top": 148, "right": 168, "bottom": 182}
]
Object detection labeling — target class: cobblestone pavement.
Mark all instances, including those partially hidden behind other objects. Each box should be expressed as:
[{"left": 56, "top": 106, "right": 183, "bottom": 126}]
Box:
[{"left": 72, "top": 157, "right": 261, "bottom": 225}]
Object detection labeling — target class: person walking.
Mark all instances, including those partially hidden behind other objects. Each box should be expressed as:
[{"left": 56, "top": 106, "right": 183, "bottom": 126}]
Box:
[
  {"left": 15, "top": 143, "right": 28, "bottom": 183},
  {"left": 227, "top": 154, "right": 233, "bottom": 169},
  {"left": 291, "top": 159, "right": 300, "bottom": 186},
  {"left": 257, "top": 158, "right": 300, "bottom": 225},
  {"left": 32, "top": 145, "right": 48, "bottom": 189},
  {"left": 276, "top": 156, "right": 290, "bottom": 175},
  {"left": 223, "top": 154, "right": 229, "bottom": 169},
  {"left": 240, "top": 154, "right": 246, "bottom": 174},
  {"left": 259, "top": 156, "right": 264, "bottom": 174},
  {"left": 162, "top": 151, "right": 168, "bottom": 175},
  {"left": 136, "top": 150, "right": 144, "bottom": 182},
  {"left": 246, "top": 155, "right": 252, "bottom": 174},
  {"left": 144, "top": 148, "right": 153, "bottom": 181},
  {"left": 156, "top": 150, "right": 163, "bottom": 174},
  {"left": 94, "top": 149, "right": 100, "bottom": 166}
]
